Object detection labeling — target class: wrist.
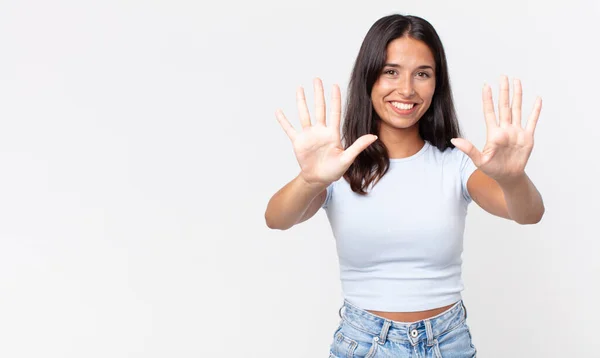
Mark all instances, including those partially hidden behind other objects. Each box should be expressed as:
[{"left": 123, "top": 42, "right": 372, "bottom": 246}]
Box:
[
  {"left": 496, "top": 172, "right": 528, "bottom": 190},
  {"left": 296, "top": 173, "right": 330, "bottom": 192}
]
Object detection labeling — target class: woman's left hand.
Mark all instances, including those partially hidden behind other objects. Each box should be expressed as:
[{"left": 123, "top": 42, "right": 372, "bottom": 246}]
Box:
[{"left": 451, "top": 75, "right": 542, "bottom": 185}]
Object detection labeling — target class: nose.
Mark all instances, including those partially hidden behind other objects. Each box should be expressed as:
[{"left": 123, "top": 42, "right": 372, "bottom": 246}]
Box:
[{"left": 396, "top": 76, "right": 415, "bottom": 97}]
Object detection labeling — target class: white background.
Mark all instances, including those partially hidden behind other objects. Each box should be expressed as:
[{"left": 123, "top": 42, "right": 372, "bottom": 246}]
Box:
[{"left": 0, "top": 0, "right": 598, "bottom": 357}]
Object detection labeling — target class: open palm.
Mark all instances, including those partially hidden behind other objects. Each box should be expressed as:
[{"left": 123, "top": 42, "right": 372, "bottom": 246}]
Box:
[
  {"left": 276, "top": 78, "right": 378, "bottom": 186},
  {"left": 452, "top": 76, "right": 542, "bottom": 183}
]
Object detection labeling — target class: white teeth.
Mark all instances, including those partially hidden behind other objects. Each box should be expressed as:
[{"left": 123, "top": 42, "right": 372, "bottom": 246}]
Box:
[{"left": 392, "top": 102, "right": 415, "bottom": 110}]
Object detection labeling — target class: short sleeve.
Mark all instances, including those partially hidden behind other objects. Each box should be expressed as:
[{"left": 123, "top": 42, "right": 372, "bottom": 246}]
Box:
[
  {"left": 321, "top": 183, "right": 333, "bottom": 209},
  {"left": 458, "top": 150, "right": 478, "bottom": 203}
]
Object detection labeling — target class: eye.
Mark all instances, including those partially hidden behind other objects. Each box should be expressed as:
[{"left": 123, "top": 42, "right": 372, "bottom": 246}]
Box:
[
  {"left": 416, "top": 71, "right": 430, "bottom": 78},
  {"left": 384, "top": 69, "right": 398, "bottom": 76}
]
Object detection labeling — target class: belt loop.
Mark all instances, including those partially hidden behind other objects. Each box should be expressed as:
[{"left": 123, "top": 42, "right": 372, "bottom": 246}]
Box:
[
  {"left": 378, "top": 319, "right": 391, "bottom": 344},
  {"left": 424, "top": 320, "right": 434, "bottom": 347},
  {"left": 338, "top": 305, "right": 344, "bottom": 319},
  {"left": 461, "top": 301, "right": 468, "bottom": 320}
]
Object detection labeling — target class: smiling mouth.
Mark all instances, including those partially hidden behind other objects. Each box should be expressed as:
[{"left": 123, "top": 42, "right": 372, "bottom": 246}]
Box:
[
  {"left": 391, "top": 101, "right": 417, "bottom": 110},
  {"left": 389, "top": 101, "right": 419, "bottom": 114}
]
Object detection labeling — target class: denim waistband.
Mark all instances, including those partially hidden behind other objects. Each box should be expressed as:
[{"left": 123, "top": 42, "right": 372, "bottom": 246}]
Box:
[{"left": 339, "top": 299, "right": 467, "bottom": 346}]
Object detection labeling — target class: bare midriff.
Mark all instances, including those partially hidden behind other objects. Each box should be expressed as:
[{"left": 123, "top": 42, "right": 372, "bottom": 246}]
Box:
[{"left": 366, "top": 302, "right": 456, "bottom": 323}]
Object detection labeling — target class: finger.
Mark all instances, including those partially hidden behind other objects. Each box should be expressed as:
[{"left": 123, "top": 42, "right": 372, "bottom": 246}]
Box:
[
  {"left": 451, "top": 137, "right": 483, "bottom": 167},
  {"left": 275, "top": 109, "right": 297, "bottom": 141},
  {"left": 314, "top": 78, "right": 326, "bottom": 126},
  {"left": 330, "top": 84, "right": 342, "bottom": 138},
  {"left": 525, "top": 97, "right": 542, "bottom": 135},
  {"left": 511, "top": 78, "right": 523, "bottom": 128},
  {"left": 498, "top": 75, "right": 511, "bottom": 127},
  {"left": 296, "top": 86, "right": 311, "bottom": 128},
  {"left": 482, "top": 83, "right": 498, "bottom": 129},
  {"left": 340, "top": 134, "right": 378, "bottom": 166}
]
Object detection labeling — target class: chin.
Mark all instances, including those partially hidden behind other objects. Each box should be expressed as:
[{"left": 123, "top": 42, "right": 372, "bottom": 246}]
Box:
[{"left": 381, "top": 117, "right": 420, "bottom": 131}]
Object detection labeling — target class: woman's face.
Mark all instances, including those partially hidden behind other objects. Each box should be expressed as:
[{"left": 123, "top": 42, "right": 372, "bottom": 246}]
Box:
[{"left": 371, "top": 36, "right": 437, "bottom": 133}]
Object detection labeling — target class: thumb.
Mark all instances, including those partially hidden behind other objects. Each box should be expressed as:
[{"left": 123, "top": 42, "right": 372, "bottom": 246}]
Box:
[
  {"left": 340, "top": 134, "right": 378, "bottom": 166},
  {"left": 451, "top": 138, "right": 482, "bottom": 167}
]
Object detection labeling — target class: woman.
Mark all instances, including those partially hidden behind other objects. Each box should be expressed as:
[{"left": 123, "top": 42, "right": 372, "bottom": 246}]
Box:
[{"left": 265, "top": 14, "right": 544, "bottom": 357}]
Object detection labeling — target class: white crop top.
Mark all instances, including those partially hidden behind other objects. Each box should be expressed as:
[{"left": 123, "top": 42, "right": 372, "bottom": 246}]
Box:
[{"left": 321, "top": 141, "right": 478, "bottom": 312}]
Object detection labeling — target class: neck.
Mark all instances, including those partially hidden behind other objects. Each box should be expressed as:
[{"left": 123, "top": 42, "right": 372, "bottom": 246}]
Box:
[{"left": 378, "top": 124, "right": 425, "bottom": 159}]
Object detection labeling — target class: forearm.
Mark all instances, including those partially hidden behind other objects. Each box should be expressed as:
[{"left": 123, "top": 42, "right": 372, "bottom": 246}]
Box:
[
  {"left": 264, "top": 174, "right": 328, "bottom": 230},
  {"left": 498, "top": 173, "right": 545, "bottom": 225}
]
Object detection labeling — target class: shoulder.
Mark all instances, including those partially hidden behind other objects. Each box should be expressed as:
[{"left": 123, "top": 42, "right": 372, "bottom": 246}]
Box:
[
  {"left": 321, "top": 177, "right": 342, "bottom": 209},
  {"left": 422, "top": 141, "right": 468, "bottom": 166},
  {"left": 425, "top": 141, "right": 478, "bottom": 200}
]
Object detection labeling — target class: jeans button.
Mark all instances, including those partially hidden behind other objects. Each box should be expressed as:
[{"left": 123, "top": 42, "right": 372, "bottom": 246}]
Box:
[{"left": 410, "top": 329, "right": 418, "bottom": 338}]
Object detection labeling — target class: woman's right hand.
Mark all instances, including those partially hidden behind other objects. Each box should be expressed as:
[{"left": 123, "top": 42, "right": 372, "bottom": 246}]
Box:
[{"left": 276, "top": 78, "right": 378, "bottom": 187}]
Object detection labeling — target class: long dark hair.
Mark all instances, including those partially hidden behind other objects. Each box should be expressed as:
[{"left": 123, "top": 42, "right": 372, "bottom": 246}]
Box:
[{"left": 342, "top": 14, "right": 462, "bottom": 194}]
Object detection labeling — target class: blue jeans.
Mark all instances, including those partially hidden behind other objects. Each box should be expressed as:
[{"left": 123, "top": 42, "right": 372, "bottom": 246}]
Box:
[{"left": 329, "top": 300, "right": 477, "bottom": 357}]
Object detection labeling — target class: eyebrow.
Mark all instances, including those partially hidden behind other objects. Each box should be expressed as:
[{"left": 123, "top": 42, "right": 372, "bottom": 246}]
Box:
[{"left": 384, "top": 63, "right": 435, "bottom": 71}]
